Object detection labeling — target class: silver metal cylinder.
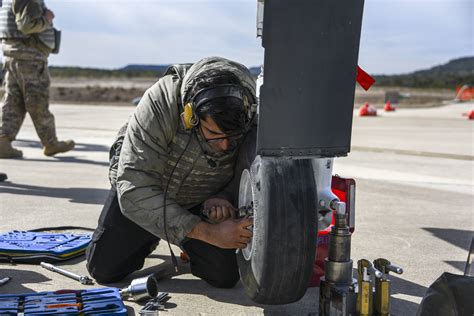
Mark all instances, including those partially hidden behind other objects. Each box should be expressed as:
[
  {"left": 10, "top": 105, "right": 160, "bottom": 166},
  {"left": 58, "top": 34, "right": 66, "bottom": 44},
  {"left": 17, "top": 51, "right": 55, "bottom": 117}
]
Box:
[
  {"left": 324, "top": 259, "right": 353, "bottom": 285},
  {"left": 121, "top": 276, "right": 158, "bottom": 301},
  {"left": 328, "top": 214, "right": 351, "bottom": 262}
]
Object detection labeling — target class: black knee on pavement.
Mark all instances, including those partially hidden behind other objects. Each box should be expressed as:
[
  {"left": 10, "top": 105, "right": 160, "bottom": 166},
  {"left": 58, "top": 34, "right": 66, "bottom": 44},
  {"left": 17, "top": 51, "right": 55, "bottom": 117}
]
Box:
[
  {"left": 182, "top": 238, "right": 240, "bottom": 289},
  {"left": 85, "top": 188, "right": 160, "bottom": 284},
  {"left": 87, "top": 268, "right": 127, "bottom": 284},
  {"left": 86, "top": 243, "right": 129, "bottom": 284}
]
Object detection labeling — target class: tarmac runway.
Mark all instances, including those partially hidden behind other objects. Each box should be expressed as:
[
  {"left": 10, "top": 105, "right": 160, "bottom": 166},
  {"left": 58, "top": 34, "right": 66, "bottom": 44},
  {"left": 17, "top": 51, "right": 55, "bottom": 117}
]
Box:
[{"left": 0, "top": 101, "right": 473, "bottom": 315}]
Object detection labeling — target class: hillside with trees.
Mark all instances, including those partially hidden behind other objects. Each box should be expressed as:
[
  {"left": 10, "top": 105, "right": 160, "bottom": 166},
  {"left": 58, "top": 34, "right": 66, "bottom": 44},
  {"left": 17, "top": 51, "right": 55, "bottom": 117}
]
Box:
[
  {"left": 28, "top": 57, "right": 474, "bottom": 90},
  {"left": 374, "top": 57, "right": 474, "bottom": 89}
]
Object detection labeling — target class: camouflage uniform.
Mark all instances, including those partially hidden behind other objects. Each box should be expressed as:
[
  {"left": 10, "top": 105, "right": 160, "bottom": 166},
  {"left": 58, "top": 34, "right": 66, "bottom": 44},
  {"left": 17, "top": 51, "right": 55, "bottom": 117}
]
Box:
[{"left": 0, "top": 0, "right": 58, "bottom": 146}]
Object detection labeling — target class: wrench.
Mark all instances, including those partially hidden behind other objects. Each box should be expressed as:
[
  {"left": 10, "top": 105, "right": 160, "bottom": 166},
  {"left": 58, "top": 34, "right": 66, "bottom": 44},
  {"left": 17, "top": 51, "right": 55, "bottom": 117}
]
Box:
[{"left": 40, "top": 262, "right": 93, "bottom": 285}]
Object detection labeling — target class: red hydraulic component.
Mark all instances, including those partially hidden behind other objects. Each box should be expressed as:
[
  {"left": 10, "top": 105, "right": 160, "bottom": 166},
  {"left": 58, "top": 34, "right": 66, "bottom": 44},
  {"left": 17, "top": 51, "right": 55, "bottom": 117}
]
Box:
[
  {"left": 384, "top": 100, "right": 396, "bottom": 112},
  {"left": 359, "top": 103, "right": 377, "bottom": 116},
  {"left": 309, "top": 176, "right": 356, "bottom": 287}
]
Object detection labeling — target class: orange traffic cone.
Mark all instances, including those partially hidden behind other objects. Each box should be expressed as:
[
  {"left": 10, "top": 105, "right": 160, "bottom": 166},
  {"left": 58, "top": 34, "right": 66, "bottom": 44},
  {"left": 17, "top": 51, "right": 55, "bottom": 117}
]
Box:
[
  {"left": 384, "top": 100, "right": 396, "bottom": 112},
  {"left": 359, "top": 103, "right": 377, "bottom": 116},
  {"left": 462, "top": 109, "right": 474, "bottom": 120}
]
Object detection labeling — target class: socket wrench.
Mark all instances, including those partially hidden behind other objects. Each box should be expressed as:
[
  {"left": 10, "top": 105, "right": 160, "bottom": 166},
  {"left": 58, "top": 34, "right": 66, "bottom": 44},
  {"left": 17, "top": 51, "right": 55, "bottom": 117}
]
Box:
[
  {"left": 40, "top": 262, "right": 93, "bottom": 285},
  {"left": 120, "top": 275, "right": 159, "bottom": 301}
]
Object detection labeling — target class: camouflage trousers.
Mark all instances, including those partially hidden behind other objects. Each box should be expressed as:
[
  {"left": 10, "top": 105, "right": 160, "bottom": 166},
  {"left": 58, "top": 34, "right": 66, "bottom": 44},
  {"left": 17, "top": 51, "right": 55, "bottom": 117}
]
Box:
[{"left": 0, "top": 57, "right": 57, "bottom": 146}]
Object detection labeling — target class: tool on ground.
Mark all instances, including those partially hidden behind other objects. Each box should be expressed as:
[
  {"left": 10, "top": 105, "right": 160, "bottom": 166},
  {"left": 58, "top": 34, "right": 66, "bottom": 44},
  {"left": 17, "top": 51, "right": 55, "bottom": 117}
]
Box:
[
  {"left": 46, "top": 303, "right": 82, "bottom": 309},
  {"left": 200, "top": 203, "right": 253, "bottom": 220},
  {"left": 356, "top": 259, "right": 382, "bottom": 316},
  {"left": 139, "top": 292, "right": 170, "bottom": 315},
  {"left": 357, "top": 259, "right": 383, "bottom": 280},
  {"left": 358, "top": 267, "right": 372, "bottom": 316},
  {"left": 0, "top": 287, "right": 127, "bottom": 315},
  {"left": 319, "top": 201, "right": 358, "bottom": 315},
  {"left": 373, "top": 258, "right": 403, "bottom": 275},
  {"left": 373, "top": 258, "right": 404, "bottom": 316},
  {"left": 120, "top": 275, "right": 159, "bottom": 301},
  {"left": 0, "top": 230, "right": 91, "bottom": 264},
  {"left": 319, "top": 200, "right": 404, "bottom": 316},
  {"left": 0, "top": 276, "right": 11, "bottom": 286},
  {"left": 40, "top": 261, "right": 94, "bottom": 285}
]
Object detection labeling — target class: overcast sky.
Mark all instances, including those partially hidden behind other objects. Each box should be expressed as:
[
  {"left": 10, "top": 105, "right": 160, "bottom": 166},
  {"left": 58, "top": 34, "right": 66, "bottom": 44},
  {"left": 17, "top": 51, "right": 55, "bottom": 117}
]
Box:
[{"left": 21, "top": 0, "right": 474, "bottom": 74}]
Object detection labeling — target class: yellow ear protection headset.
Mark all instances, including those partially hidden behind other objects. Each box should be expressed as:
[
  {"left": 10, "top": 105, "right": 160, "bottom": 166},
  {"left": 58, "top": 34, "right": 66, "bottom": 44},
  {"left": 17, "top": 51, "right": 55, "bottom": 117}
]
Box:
[{"left": 181, "top": 84, "right": 250, "bottom": 130}]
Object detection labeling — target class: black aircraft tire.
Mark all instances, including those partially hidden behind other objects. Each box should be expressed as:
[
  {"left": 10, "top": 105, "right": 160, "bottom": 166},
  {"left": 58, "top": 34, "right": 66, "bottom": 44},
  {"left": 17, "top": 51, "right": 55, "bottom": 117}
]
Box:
[{"left": 237, "top": 156, "right": 318, "bottom": 304}]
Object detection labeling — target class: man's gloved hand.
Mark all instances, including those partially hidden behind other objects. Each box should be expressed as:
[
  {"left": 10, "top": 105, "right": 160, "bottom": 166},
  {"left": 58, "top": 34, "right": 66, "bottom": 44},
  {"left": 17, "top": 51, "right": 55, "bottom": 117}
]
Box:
[{"left": 202, "top": 197, "right": 237, "bottom": 224}]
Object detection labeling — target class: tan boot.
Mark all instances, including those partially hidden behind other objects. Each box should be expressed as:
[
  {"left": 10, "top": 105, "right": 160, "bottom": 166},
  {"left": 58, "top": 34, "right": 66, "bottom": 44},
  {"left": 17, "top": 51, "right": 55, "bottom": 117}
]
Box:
[
  {"left": 0, "top": 136, "right": 23, "bottom": 158},
  {"left": 43, "top": 140, "right": 75, "bottom": 156}
]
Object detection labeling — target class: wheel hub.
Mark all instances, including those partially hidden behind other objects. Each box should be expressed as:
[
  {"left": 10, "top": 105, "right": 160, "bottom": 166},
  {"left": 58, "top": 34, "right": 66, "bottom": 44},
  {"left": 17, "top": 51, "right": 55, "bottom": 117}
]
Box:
[{"left": 238, "top": 169, "right": 255, "bottom": 261}]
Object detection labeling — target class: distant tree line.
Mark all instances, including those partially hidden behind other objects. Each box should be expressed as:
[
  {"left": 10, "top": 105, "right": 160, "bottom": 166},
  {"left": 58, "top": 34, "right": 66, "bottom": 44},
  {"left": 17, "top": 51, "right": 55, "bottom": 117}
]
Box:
[
  {"left": 48, "top": 66, "right": 165, "bottom": 78},
  {"left": 374, "top": 73, "right": 474, "bottom": 89},
  {"left": 48, "top": 65, "right": 261, "bottom": 79},
  {"left": 46, "top": 66, "right": 474, "bottom": 90},
  {"left": 1, "top": 57, "right": 471, "bottom": 89},
  {"left": 374, "top": 57, "right": 473, "bottom": 89}
]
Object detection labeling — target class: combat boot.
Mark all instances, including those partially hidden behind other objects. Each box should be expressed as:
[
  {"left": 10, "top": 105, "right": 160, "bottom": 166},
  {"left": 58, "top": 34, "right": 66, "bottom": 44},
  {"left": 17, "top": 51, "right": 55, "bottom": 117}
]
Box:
[
  {"left": 0, "top": 136, "right": 23, "bottom": 158},
  {"left": 43, "top": 140, "right": 75, "bottom": 156}
]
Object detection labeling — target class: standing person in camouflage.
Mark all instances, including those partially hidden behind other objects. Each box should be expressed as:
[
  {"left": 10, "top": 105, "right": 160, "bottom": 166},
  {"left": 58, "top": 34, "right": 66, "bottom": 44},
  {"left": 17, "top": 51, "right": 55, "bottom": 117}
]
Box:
[
  {"left": 0, "top": 0, "right": 74, "bottom": 158},
  {"left": 87, "top": 57, "right": 257, "bottom": 288}
]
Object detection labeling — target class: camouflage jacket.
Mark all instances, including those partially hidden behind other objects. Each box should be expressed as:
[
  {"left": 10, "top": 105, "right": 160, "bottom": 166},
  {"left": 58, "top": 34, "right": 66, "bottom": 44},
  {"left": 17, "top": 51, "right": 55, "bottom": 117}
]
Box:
[
  {"left": 114, "top": 57, "right": 257, "bottom": 245},
  {"left": 1, "top": 0, "right": 53, "bottom": 59}
]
